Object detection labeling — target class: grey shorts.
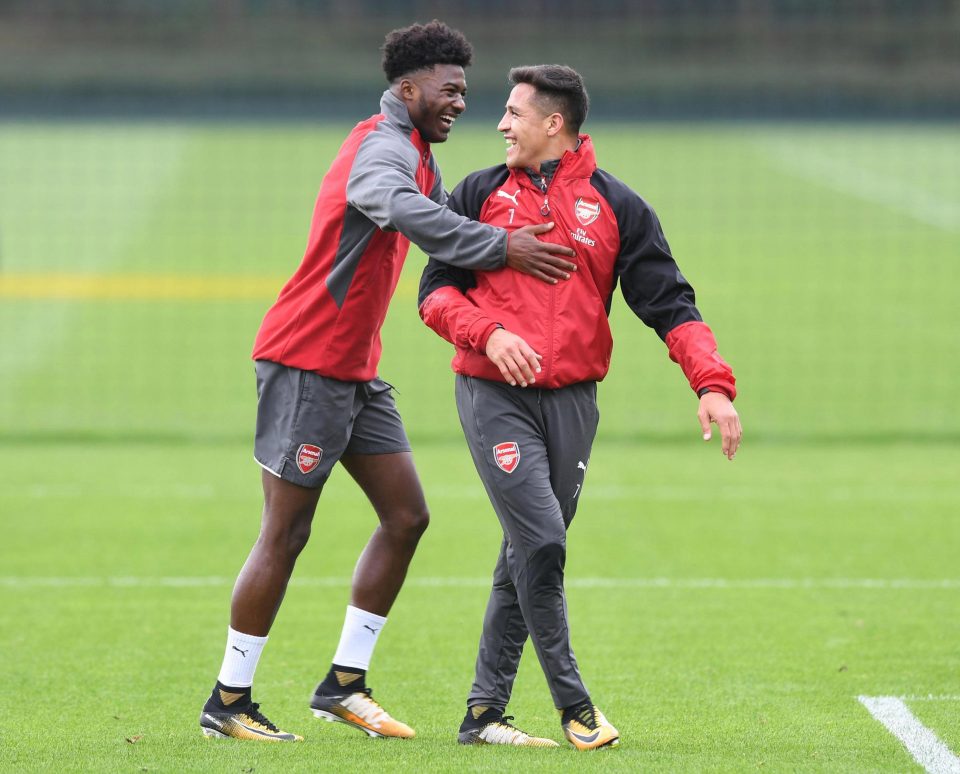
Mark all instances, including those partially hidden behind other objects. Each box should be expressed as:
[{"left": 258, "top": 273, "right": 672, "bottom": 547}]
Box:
[{"left": 253, "top": 360, "right": 411, "bottom": 488}]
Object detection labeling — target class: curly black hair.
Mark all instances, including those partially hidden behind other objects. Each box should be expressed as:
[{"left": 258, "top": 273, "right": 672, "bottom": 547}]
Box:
[{"left": 382, "top": 20, "right": 473, "bottom": 82}]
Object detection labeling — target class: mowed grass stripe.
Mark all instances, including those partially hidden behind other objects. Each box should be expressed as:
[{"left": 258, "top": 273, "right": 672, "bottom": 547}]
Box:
[
  {"left": 756, "top": 138, "right": 960, "bottom": 233},
  {"left": 4, "top": 576, "right": 960, "bottom": 589},
  {"left": 0, "top": 272, "right": 424, "bottom": 300}
]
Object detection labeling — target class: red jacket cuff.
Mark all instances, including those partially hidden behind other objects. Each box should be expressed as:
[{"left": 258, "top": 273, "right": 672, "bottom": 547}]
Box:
[
  {"left": 420, "top": 286, "right": 498, "bottom": 355},
  {"left": 665, "top": 321, "right": 737, "bottom": 401},
  {"left": 475, "top": 321, "right": 502, "bottom": 353}
]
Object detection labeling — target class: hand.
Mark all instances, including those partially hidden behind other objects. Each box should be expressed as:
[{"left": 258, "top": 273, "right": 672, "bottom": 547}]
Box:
[
  {"left": 698, "top": 392, "right": 742, "bottom": 460},
  {"left": 506, "top": 223, "right": 577, "bottom": 284},
  {"left": 485, "top": 328, "right": 542, "bottom": 387}
]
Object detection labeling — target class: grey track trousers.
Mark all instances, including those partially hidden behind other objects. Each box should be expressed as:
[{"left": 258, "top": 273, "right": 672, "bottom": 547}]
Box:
[{"left": 455, "top": 374, "right": 600, "bottom": 711}]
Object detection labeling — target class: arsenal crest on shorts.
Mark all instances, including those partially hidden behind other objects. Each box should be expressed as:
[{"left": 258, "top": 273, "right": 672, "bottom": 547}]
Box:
[
  {"left": 493, "top": 441, "right": 520, "bottom": 474},
  {"left": 296, "top": 443, "right": 323, "bottom": 474},
  {"left": 574, "top": 196, "right": 601, "bottom": 226}
]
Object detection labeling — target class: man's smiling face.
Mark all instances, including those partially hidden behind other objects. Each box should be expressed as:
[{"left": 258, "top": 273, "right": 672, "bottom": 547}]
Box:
[
  {"left": 405, "top": 64, "right": 467, "bottom": 143},
  {"left": 497, "top": 83, "right": 552, "bottom": 170}
]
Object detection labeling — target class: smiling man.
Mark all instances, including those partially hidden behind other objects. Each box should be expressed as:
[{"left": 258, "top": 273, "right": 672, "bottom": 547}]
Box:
[
  {"left": 419, "top": 65, "right": 741, "bottom": 749},
  {"left": 198, "top": 23, "right": 579, "bottom": 744}
]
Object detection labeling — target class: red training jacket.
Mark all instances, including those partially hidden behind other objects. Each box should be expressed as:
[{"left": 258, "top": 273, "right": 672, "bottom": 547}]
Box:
[
  {"left": 418, "top": 135, "right": 736, "bottom": 398},
  {"left": 252, "top": 90, "right": 508, "bottom": 381}
]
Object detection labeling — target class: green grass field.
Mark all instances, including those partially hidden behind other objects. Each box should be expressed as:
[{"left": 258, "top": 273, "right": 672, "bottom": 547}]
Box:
[{"left": 1, "top": 120, "right": 958, "bottom": 772}]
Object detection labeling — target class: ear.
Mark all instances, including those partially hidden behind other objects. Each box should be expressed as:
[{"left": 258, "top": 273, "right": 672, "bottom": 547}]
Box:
[
  {"left": 545, "top": 112, "right": 565, "bottom": 137},
  {"left": 397, "top": 77, "right": 419, "bottom": 103}
]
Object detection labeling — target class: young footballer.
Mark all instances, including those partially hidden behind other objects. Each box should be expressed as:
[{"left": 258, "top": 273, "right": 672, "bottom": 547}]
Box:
[
  {"left": 419, "top": 65, "right": 741, "bottom": 749},
  {"left": 199, "top": 24, "right": 578, "bottom": 743}
]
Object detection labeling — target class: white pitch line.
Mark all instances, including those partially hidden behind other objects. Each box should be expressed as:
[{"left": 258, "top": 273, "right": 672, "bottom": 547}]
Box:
[
  {"left": 2, "top": 576, "right": 960, "bottom": 590},
  {"left": 859, "top": 696, "right": 960, "bottom": 774},
  {"left": 895, "top": 696, "right": 960, "bottom": 703}
]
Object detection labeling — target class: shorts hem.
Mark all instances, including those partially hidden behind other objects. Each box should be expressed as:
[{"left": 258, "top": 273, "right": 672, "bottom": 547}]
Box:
[
  {"left": 345, "top": 443, "right": 412, "bottom": 456},
  {"left": 254, "top": 455, "right": 283, "bottom": 478},
  {"left": 256, "top": 452, "right": 331, "bottom": 489}
]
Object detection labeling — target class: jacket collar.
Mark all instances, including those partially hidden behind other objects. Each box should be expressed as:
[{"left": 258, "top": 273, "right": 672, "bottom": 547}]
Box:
[
  {"left": 516, "top": 134, "right": 597, "bottom": 190},
  {"left": 379, "top": 89, "right": 429, "bottom": 154},
  {"left": 555, "top": 134, "right": 597, "bottom": 178}
]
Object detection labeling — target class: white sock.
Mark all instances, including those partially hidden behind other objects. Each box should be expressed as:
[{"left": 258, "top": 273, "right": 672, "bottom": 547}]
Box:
[
  {"left": 217, "top": 627, "right": 268, "bottom": 688},
  {"left": 331, "top": 605, "right": 387, "bottom": 670}
]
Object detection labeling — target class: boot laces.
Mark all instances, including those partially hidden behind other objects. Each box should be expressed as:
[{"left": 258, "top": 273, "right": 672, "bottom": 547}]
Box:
[
  {"left": 481, "top": 716, "right": 530, "bottom": 744},
  {"left": 343, "top": 688, "right": 390, "bottom": 726},
  {"left": 244, "top": 702, "right": 281, "bottom": 733},
  {"left": 573, "top": 704, "right": 598, "bottom": 730}
]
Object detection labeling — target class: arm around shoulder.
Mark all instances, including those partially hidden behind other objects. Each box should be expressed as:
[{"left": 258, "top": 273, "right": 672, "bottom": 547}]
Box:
[{"left": 346, "top": 133, "right": 506, "bottom": 270}]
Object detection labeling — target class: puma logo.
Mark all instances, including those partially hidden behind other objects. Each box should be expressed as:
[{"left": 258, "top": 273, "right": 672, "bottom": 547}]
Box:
[
  {"left": 496, "top": 188, "right": 520, "bottom": 206},
  {"left": 231, "top": 646, "right": 249, "bottom": 658},
  {"left": 577, "top": 461, "right": 587, "bottom": 470},
  {"left": 363, "top": 625, "right": 380, "bottom": 635}
]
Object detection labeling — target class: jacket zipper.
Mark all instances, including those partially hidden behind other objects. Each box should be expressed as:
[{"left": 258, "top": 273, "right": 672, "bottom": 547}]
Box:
[{"left": 538, "top": 157, "right": 569, "bottom": 386}]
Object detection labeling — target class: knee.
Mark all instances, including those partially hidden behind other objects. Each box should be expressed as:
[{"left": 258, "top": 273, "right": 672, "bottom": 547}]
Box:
[
  {"left": 383, "top": 503, "right": 430, "bottom": 543},
  {"left": 258, "top": 508, "right": 313, "bottom": 561},
  {"left": 527, "top": 539, "right": 567, "bottom": 580},
  {"left": 284, "top": 517, "right": 313, "bottom": 557}
]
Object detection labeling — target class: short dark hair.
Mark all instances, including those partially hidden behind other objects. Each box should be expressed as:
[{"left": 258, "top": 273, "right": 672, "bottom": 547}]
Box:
[
  {"left": 508, "top": 65, "right": 590, "bottom": 134},
  {"left": 382, "top": 20, "right": 473, "bottom": 82}
]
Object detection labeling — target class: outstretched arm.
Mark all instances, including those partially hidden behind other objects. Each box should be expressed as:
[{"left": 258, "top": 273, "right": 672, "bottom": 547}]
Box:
[
  {"left": 607, "top": 178, "right": 741, "bottom": 457},
  {"left": 348, "top": 134, "right": 575, "bottom": 281}
]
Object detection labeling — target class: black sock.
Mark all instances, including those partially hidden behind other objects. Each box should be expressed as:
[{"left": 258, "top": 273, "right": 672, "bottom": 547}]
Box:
[
  {"left": 318, "top": 664, "right": 366, "bottom": 694},
  {"left": 205, "top": 680, "right": 252, "bottom": 711},
  {"left": 459, "top": 704, "right": 504, "bottom": 732},
  {"left": 561, "top": 700, "right": 594, "bottom": 726}
]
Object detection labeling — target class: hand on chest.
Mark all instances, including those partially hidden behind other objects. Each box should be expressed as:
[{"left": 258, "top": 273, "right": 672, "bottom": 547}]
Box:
[{"left": 484, "top": 182, "right": 613, "bottom": 258}]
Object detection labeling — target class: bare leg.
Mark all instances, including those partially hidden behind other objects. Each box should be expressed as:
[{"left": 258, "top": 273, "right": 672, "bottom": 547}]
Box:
[
  {"left": 340, "top": 452, "right": 429, "bottom": 616},
  {"left": 230, "top": 470, "right": 322, "bottom": 636}
]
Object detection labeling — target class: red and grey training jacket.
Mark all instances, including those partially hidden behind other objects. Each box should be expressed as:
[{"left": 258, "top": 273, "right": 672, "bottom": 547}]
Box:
[
  {"left": 418, "top": 135, "right": 736, "bottom": 398},
  {"left": 252, "top": 90, "right": 509, "bottom": 381}
]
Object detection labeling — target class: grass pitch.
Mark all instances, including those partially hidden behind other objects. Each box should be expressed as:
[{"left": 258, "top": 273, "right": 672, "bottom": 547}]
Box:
[{"left": 0, "top": 120, "right": 958, "bottom": 772}]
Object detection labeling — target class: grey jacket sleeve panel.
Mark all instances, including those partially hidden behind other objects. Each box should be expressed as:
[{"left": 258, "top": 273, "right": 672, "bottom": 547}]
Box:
[
  {"left": 426, "top": 155, "right": 448, "bottom": 206},
  {"left": 345, "top": 127, "right": 506, "bottom": 270}
]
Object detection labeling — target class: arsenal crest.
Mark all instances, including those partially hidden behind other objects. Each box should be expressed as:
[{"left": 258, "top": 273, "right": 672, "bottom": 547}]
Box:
[
  {"left": 493, "top": 441, "right": 520, "bottom": 474},
  {"left": 296, "top": 443, "right": 323, "bottom": 474},
  {"left": 574, "top": 196, "right": 601, "bottom": 226}
]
